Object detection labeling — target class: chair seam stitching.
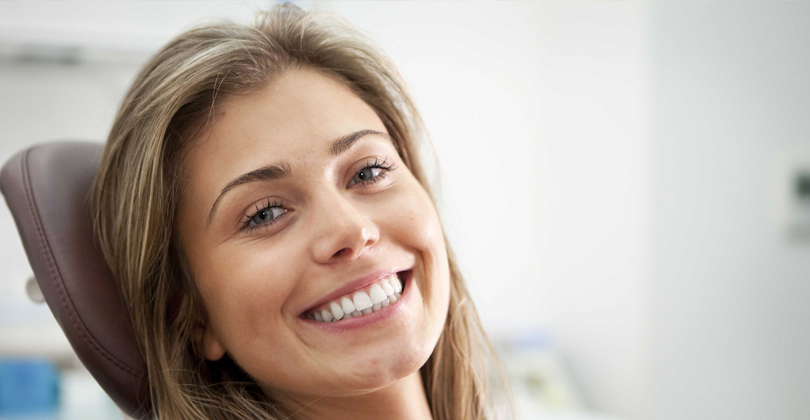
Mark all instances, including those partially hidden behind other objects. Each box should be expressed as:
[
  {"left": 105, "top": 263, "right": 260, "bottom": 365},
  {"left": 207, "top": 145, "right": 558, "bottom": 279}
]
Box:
[{"left": 21, "top": 147, "right": 142, "bottom": 378}]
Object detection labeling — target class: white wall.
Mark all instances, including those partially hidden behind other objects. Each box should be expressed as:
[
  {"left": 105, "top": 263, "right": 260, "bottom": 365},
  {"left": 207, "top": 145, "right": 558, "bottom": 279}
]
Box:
[{"left": 649, "top": 3, "right": 810, "bottom": 420}]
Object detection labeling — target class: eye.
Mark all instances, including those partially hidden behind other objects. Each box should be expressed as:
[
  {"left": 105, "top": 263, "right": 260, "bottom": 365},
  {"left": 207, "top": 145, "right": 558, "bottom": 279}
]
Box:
[
  {"left": 241, "top": 199, "right": 288, "bottom": 232},
  {"left": 348, "top": 158, "right": 395, "bottom": 187},
  {"left": 355, "top": 167, "right": 382, "bottom": 182}
]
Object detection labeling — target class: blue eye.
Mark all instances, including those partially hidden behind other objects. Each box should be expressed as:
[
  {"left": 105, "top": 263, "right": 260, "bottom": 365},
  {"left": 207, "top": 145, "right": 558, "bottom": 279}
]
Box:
[
  {"left": 242, "top": 200, "right": 287, "bottom": 232},
  {"left": 349, "top": 158, "right": 395, "bottom": 186}
]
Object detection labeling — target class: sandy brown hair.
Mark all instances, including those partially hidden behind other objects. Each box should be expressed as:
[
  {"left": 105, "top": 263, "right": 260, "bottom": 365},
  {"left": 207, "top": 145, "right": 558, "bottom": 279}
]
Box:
[{"left": 91, "top": 3, "right": 510, "bottom": 419}]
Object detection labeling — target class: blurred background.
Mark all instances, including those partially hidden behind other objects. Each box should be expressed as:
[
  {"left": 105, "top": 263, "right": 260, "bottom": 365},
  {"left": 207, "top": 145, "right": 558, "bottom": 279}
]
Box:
[{"left": 1, "top": 1, "right": 809, "bottom": 419}]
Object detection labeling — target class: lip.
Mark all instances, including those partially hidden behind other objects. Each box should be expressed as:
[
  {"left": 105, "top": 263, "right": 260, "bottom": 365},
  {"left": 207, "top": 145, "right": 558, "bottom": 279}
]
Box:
[
  {"left": 300, "top": 269, "right": 413, "bottom": 332},
  {"left": 300, "top": 267, "right": 411, "bottom": 316}
]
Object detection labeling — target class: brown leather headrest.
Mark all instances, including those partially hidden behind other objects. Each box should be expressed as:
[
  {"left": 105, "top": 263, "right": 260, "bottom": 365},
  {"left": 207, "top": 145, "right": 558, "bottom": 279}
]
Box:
[{"left": 0, "top": 142, "right": 151, "bottom": 418}]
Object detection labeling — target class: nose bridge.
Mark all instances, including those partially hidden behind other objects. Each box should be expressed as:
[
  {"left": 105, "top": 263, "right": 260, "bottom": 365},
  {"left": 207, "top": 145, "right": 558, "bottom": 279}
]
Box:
[{"left": 309, "top": 185, "right": 379, "bottom": 263}]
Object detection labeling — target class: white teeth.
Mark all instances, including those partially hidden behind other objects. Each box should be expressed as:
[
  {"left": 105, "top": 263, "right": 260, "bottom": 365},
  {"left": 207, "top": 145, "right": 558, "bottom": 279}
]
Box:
[
  {"left": 321, "top": 309, "right": 333, "bottom": 322},
  {"left": 329, "top": 302, "right": 344, "bottom": 321},
  {"left": 369, "top": 284, "right": 387, "bottom": 304},
  {"left": 390, "top": 276, "right": 403, "bottom": 294},
  {"left": 352, "top": 291, "right": 372, "bottom": 311},
  {"left": 340, "top": 297, "right": 355, "bottom": 315},
  {"left": 309, "top": 275, "right": 407, "bottom": 323},
  {"left": 381, "top": 280, "right": 395, "bottom": 296}
]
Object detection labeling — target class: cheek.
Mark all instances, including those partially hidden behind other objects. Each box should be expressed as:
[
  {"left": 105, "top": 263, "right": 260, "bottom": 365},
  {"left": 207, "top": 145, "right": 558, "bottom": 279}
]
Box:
[
  {"left": 381, "top": 180, "right": 445, "bottom": 254},
  {"left": 190, "top": 241, "right": 300, "bottom": 348},
  {"left": 380, "top": 180, "right": 450, "bottom": 312}
]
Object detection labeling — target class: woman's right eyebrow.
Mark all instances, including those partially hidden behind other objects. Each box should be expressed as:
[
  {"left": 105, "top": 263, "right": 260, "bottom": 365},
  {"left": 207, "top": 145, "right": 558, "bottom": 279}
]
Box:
[{"left": 206, "top": 161, "right": 292, "bottom": 226}]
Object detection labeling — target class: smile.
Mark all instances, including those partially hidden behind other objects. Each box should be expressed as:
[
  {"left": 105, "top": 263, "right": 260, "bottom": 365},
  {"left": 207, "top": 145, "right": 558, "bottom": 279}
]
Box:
[{"left": 302, "top": 270, "right": 409, "bottom": 323}]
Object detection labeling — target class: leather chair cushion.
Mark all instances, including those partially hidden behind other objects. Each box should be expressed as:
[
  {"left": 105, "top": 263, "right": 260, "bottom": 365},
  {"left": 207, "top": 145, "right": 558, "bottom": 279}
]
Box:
[{"left": 1, "top": 142, "right": 150, "bottom": 418}]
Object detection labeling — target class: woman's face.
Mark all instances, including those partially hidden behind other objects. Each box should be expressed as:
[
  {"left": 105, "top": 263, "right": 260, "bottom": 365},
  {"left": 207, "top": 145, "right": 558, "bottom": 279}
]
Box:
[{"left": 177, "top": 68, "right": 450, "bottom": 399}]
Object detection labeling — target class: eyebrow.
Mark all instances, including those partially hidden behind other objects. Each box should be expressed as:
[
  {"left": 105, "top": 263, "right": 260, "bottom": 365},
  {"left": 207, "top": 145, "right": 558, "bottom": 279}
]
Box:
[
  {"left": 207, "top": 129, "right": 390, "bottom": 226},
  {"left": 330, "top": 129, "right": 389, "bottom": 156}
]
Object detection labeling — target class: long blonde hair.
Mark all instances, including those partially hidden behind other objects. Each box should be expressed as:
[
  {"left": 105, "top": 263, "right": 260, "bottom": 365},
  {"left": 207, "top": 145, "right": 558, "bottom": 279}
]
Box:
[{"left": 91, "top": 3, "right": 509, "bottom": 419}]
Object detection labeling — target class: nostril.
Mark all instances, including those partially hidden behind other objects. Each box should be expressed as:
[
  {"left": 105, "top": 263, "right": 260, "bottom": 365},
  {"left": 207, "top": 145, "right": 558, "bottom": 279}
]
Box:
[{"left": 332, "top": 247, "right": 351, "bottom": 259}]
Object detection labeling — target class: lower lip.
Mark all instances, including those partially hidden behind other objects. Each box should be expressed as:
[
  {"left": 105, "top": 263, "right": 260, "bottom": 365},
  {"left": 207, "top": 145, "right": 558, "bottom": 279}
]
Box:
[{"left": 299, "top": 270, "right": 412, "bottom": 333}]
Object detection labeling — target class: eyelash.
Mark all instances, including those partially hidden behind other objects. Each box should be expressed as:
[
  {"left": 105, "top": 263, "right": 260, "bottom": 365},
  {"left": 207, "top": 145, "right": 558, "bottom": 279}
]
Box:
[{"left": 239, "top": 158, "right": 396, "bottom": 233}]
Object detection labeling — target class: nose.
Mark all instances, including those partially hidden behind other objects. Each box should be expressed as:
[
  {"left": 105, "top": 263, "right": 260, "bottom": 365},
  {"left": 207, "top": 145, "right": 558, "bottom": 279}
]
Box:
[{"left": 310, "top": 190, "right": 380, "bottom": 264}]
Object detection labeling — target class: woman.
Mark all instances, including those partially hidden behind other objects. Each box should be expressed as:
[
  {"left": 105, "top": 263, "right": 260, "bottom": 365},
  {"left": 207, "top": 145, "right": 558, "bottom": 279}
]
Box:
[{"left": 91, "top": 3, "right": 510, "bottom": 420}]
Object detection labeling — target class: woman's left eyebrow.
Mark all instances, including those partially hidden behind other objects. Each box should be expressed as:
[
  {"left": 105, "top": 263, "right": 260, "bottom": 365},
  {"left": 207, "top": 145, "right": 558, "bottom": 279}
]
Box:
[
  {"left": 207, "top": 129, "right": 391, "bottom": 226},
  {"left": 330, "top": 129, "right": 389, "bottom": 156}
]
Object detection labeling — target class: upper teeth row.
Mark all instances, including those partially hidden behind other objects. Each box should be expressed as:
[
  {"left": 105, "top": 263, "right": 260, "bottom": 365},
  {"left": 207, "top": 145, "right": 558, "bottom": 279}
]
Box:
[{"left": 305, "top": 274, "right": 404, "bottom": 323}]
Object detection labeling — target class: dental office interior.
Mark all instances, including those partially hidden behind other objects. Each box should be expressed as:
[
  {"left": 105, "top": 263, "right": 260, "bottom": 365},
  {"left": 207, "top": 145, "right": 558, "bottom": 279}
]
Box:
[{"left": 1, "top": 1, "right": 809, "bottom": 420}]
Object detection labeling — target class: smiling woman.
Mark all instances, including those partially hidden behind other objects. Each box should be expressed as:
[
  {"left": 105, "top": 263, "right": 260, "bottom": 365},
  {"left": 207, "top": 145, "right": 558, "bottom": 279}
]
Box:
[{"left": 90, "top": 3, "right": 508, "bottom": 420}]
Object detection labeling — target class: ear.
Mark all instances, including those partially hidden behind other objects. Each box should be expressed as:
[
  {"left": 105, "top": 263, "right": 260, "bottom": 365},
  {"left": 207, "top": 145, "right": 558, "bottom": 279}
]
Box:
[{"left": 194, "top": 322, "right": 226, "bottom": 361}]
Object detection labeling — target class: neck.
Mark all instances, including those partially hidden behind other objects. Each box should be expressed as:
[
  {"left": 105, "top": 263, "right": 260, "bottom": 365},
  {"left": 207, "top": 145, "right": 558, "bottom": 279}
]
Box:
[{"left": 279, "top": 371, "right": 433, "bottom": 420}]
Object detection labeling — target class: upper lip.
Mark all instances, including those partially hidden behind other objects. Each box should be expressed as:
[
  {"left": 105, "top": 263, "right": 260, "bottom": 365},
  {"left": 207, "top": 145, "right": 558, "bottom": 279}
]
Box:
[{"left": 301, "top": 267, "right": 408, "bottom": 315}]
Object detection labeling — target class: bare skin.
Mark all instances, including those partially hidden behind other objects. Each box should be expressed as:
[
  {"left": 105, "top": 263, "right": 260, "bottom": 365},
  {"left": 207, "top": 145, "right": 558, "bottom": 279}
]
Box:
[{"left": 177, "top": 67, "right": 450, "bottom": 419}]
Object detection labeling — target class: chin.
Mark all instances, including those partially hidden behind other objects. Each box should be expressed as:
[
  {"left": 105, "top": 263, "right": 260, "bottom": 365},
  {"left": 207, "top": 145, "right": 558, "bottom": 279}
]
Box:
[{"left": 338, "top": 336, "right": 433, "bottom": 392}]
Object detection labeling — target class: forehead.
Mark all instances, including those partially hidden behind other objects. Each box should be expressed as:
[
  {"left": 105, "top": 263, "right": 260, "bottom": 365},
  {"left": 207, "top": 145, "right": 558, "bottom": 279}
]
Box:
[
  {"left": 182, "top": 67, "right": 388, "bottom": 201},
  {"left": 191, "top": 67, "right": 386, "bottom": 166}
]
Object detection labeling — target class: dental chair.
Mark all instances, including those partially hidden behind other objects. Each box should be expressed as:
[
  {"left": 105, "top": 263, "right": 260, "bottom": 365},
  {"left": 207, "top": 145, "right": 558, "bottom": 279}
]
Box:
[{"left": 0, "top": 142, "right": 151, "bottom": 419}]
